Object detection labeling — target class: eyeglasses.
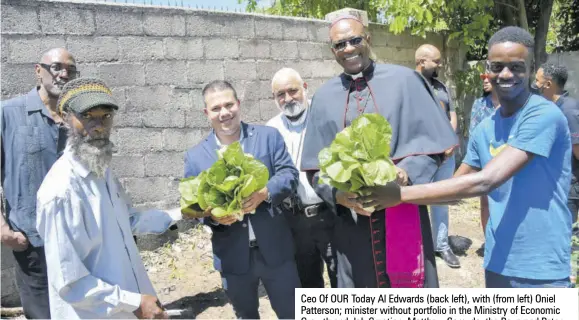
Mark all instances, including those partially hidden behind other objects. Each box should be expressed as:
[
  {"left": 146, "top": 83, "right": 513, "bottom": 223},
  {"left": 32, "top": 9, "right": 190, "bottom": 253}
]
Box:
[
  {"left": 486, "top": 61, "right": 527, "bottom": 74},
  {"left": 39, "top": 63, "right": 80, "bottom": 78},
  {"left": 331, "top": 36, "right": 365, "bottom": 52}
]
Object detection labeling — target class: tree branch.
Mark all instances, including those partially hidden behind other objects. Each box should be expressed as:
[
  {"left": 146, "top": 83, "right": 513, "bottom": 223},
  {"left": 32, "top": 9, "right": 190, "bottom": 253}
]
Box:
[{"left": 495, "top": 1, "right": 519, "bottom": 11}]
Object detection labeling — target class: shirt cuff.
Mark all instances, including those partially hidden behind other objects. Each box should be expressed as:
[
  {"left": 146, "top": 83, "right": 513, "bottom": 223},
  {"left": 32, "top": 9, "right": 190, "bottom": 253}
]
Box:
[{"left": 119, "top": 290, "right": 142, "bottom": 313}]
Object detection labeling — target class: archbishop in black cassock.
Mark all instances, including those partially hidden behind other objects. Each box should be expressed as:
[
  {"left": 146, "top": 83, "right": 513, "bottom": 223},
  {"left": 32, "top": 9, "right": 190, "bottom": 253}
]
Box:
[{"left": 300, "top": 15, "right": 458, "bottom": 288}]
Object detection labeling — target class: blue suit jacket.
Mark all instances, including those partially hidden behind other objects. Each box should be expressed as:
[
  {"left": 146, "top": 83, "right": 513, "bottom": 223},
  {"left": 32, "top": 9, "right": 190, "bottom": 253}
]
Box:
[{"left": 184, "top": 123, "right": 299, "bottom": 275}]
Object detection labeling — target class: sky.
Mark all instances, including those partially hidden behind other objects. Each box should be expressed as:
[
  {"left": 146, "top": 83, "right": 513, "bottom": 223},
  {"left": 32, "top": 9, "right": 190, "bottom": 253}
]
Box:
[{"left": 88, "top": 0, "right": 269, "bottom": 12}]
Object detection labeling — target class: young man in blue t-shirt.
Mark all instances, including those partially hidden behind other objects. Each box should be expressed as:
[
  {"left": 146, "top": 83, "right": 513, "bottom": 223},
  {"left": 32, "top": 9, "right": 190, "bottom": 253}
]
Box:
[{"left": 357, "top": 26, "right": 573, "bottom": 288}]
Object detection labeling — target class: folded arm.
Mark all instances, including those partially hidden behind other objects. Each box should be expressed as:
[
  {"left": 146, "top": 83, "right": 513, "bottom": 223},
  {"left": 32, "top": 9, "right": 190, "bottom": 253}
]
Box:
[{"left": 36, "top": 196, "right": 142, "bottom": 317}]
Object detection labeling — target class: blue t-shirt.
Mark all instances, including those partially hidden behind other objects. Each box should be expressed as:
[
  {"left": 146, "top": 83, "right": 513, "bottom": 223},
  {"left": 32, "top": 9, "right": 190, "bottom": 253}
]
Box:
[{"left": 464, "top": 94, "right": 573, "bottom": 280}]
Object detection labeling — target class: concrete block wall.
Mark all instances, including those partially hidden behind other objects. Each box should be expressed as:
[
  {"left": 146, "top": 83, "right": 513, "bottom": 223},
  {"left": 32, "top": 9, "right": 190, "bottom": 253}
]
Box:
[{"left": 0, "top": 0, "right": 462, "bottom": 305}]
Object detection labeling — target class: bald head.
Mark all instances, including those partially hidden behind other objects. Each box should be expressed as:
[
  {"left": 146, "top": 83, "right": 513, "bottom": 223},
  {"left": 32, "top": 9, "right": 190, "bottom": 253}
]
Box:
[
  {"left": 271, "top": 68, "right": 303, "bottom": 91},
  {"left": 36, "top": 47, "right": 78, "bottom": 99},
  {"left": 415, "top": 44, "right": 442, "bottom": 79},
  {"left": 40, "top": 47, "right": 75, "bottom": 64},
  {"left": 271, "top": 68, "right": 308, "bottom": 119},
  {"left": 415, "top": 44, "right": 441, "bottom": 65}
]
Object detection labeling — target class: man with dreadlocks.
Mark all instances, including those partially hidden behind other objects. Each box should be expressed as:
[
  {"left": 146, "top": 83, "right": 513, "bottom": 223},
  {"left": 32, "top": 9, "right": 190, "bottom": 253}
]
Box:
[
  {"left": 373, "top": 26, "right": 574, "bottom": 288},
  {"left": 300, "top": 14, "right": 457, "bottom": 288},
  {"left": 36, "top": 78, "right": 179, "bottom": 319}
]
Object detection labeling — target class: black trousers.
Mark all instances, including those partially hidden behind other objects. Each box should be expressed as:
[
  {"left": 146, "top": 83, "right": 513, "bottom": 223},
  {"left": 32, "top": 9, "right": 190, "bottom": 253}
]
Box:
[
  {"left": 221, "top": 248, "right": 300, "bottom": 319},
  {"left": 12, "top": 245, "right": 51, "bottom": 319},
  {"left": 285, "top": 207, "right": 338, "bottom": 288}
]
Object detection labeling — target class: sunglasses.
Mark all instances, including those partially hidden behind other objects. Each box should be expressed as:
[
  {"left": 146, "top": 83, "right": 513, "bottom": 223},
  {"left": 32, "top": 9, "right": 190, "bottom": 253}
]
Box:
[
  {"left": 40, "top": 63, "right": 80, "bottom": 78},
  {"left": 331, "top": 36, "right": 365, "bottom": 52}
]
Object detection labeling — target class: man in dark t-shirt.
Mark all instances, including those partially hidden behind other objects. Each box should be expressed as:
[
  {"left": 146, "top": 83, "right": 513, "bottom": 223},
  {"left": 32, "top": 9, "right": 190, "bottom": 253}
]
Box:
[{"left": 415, "top": 44, "right": 460, "bottom": 268}]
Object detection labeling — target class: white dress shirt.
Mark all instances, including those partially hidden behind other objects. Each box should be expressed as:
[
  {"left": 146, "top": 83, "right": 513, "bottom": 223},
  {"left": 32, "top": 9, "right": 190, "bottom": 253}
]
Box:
[
  {"left": 267, "top": 111, "right": 324, "bottom": 206},
  {"left": 36, "top": 147, "right": 177, "bottom": 319}
]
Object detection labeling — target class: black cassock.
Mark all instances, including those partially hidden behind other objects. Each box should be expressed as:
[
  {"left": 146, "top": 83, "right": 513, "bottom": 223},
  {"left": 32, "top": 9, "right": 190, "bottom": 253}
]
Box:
[{"left": 300, "top": 62, "right": 458, "bottom": 288}]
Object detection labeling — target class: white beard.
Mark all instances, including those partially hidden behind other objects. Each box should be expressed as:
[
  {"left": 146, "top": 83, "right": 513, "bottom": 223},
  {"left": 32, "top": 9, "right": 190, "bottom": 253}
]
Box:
[{"left": 69, "top": 132, "right": 114, "bottom": 178}]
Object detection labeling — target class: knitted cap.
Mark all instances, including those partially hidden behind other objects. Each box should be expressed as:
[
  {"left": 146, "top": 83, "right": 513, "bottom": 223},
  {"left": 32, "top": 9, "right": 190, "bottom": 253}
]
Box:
[{"left": 57, "top": 77, "right": 119, "bottom": 114}]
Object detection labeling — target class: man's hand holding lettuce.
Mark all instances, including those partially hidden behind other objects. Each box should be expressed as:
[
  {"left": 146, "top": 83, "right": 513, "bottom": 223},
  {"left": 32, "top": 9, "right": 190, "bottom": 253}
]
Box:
[
  {"left": 179, "top": 142, "right": 270, "bottom": 223},
  {"left": 317, "top": 114, "right": 407, "bottom": 215}
]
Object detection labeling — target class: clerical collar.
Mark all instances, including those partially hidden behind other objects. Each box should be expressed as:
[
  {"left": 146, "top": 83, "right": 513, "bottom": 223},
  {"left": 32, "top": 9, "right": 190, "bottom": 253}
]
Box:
[{"left": 343, "top": 61, "right": 375, "bottom": 81}]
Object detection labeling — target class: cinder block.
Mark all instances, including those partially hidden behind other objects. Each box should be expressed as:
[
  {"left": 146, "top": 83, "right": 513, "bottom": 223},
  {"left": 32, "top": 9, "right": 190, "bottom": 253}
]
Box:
[
  {"left": 186, "top": 13, "right": 255, "bottom": 38},
  {"left": 1, "top": 5, "right": 40, "bottom": 34},
  {"left": 187, "top": 61, "right": 224, "bottom": 85},
  {"left": 112, "top": 128, "right": 163, "bottom": 154},
  {"left": 113, "top": 111, "right": 143, "bottom": 128},
  {"left": 7, "top": 37, "right": 67, "bottom": 63},
  {"left": 67, "top": 36, "right": 118, "bottom": 63},
  {"left": 144, "top": 14, "right": 186, "bottom": 36},
  {"left": 240, "top": 100, "right": 262, "bottom": 123},
  {"left": 256, "top": 60, "right": 288, "bottom": 80},
  {"left": 142, "top": 110, "right": 186, "bottom": 128},
  {"left": 239, "top": 39, "right": 271, "bottom": 59},
  {"left": 204, "top": 38, "right": 239, "bottom": 59},
  {"left": 118, "top": 37, "right": 164, "bottom": 62},
  {"left": 308, "top": 20, "right": 330, "bottom": 43},
  {"left": 259, "top": 99, "right": 279, "bottom": 122},
  {"left": 164, "top": 38, "right": 203, "bottom": 60},
  {"left": 282, "top": 20, "right": 310, "bottom": 41},
  {"left": 111, "top": 155, "right": 145, "bottom": 178},
  {"left": 96, "top": 10, "right": 143, "bottom": 36},
  {"left": 97, "top": 64, "right": 145, "bottom": 87},
  {"left": 298, "top": 42, "right": 326, "bottom": 60},
  {"left": 254, "top": 16, "right": 284, "bottom": 40},
  {"left": 270, "top": 41, "right": 298, "bottom": 60},
  {"left": 239, "top": 80, "right": 271, "bottom": 101},
  {"left": 121, "top": 177, "right": 178, "bottom": 204},
  {"left": 145, "top": 61, "right": 188, "bottom": 86},
  {"left": 125, "top": 86, "right": 189, "bottom": 112},
  {"left": 224, "top": 60, "right": 257, "bottom": 81},
  {"left": 40, "top": 7, "right": 94, "bottom": 35},
  {"left": 0, "top": 64, "right": 36, "bottom": 97},
  {"left": 145, "top": 152, "right": 185, "bottom": 177},
  {"left": 163, "top": 128, "right": 207, "bottom": 151}
]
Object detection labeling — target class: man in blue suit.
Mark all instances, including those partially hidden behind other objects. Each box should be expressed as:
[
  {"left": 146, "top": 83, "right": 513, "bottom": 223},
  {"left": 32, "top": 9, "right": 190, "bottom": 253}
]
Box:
[{"left": 183, "top": 80, "right": 301, "bottom": 319}]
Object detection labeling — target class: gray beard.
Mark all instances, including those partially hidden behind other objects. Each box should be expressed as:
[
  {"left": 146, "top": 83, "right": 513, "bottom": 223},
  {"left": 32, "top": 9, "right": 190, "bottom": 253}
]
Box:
[
  {"left": 68, "top": 132, "right": 114, "bottom": 179},
  {"left": 282, "top": 101, "right": 306, "bottom": 118}
]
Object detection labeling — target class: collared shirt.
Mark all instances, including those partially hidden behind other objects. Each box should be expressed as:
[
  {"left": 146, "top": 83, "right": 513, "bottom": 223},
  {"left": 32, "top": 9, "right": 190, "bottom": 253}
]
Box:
[
  {"left": 213, "top": 131, "right": 257, "bottom": 242},
  {"left": 1, "top": 88, "right": 67, "bottom": 246},
  {"left": 266, "top": 110, "right": 323, "bottom": 206},
  {"left": 36, "top": 147, "right": 176, "bottom": 319},
  {"left": 469, "top": 94, "right": 496, "bottom": 137},
  {"left": 431, "top": 78, "right": 455, "bottom": 120}
]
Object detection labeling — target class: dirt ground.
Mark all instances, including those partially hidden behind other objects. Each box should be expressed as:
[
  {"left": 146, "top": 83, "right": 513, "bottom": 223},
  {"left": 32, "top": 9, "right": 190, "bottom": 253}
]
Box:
[{"left": 142, "top": 198, "right": 486, "bottom": 319}]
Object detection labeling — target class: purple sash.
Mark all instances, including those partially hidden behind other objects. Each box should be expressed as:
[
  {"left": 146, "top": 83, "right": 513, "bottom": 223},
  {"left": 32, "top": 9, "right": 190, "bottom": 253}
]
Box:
[{"left": 385, "top": 203, "right": 425, "bottom": 288}]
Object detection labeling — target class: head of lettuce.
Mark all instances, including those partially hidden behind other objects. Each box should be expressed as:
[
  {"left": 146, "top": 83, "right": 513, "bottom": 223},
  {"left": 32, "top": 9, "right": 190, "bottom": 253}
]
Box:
[{"left": 179, "top": 141, "right": 269, "bottom": 220}]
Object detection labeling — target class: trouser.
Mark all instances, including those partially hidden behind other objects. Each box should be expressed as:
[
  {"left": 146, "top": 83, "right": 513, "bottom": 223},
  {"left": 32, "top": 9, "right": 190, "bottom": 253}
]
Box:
[
  {"left": 485, "top": 270, "right": 571, "bottom": 288},
  {"left": 285, "top": 206, "right": 337, "bottom": 288},
  {"left": 12, "top": 245, "right": 51, "bottom": 319},
  {"left": 431, "top": 154, "right": 455, "bottom": 251},
  {"left": 221, "top": 248, "right": 301, "bottom": 319}
]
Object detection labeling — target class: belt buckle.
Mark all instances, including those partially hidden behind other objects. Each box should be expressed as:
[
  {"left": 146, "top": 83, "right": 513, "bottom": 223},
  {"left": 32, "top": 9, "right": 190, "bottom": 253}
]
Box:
[{"left": 304, "top": 205, "right": 318, "bottom": 218}]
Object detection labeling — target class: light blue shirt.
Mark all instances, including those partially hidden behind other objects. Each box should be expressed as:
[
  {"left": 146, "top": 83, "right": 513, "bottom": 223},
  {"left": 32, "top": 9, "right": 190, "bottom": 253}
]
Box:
[
  {"left": 36, "top": 147, "right": 178, "bottom": 319},
  {"left": 464, "top": 94, "right": 573, "bottom": 280}
]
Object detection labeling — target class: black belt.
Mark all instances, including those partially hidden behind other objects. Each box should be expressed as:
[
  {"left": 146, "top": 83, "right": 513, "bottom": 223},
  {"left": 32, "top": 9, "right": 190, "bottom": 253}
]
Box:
[
  {"left": 299, "top": 202, "right": 326, "bottom": 218},
  {"left": 249, "top": 239, "right": 258, "bottom": 248}
]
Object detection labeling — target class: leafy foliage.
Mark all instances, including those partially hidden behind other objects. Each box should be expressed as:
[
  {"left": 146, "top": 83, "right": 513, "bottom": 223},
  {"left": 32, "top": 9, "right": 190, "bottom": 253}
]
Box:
[
  {"left": 317, "top": 114, "right": 398, "bottom": 212},
  {"left": 179, "top": 142, "right": 269, "bottom": 220}
]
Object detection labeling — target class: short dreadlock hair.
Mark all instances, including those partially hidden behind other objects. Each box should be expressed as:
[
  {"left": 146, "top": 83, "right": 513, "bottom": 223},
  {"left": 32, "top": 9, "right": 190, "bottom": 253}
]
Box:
[
  {"left": 540, "top": 63, "right": 568, "bottom": 90},
  {"left": 488, "top": 26, "right": 535, "bottom": 52}
]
